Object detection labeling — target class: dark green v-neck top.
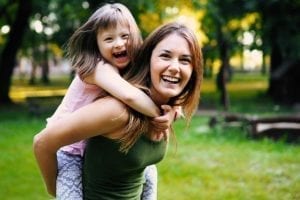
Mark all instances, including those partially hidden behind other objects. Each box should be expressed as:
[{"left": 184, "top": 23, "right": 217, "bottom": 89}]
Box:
[{"left": 83, "top": 134, "right": 167, "bottom": 200}]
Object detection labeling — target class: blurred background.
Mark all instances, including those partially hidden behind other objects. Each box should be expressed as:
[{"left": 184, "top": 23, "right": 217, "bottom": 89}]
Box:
[
  {"left": 1, "top": 0, "right": 300, "bottom": 107},
  {"left": 0, "top": 0, "right": 299, "bottom": 199}
]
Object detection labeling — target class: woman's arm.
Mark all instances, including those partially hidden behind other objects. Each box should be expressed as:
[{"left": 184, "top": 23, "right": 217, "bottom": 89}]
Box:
[
  {"left": 33, "top": 97, "right": 128, "bottom": 196},
  {"left": 84, "top": 61, "right": 160, "bottom": 117}
]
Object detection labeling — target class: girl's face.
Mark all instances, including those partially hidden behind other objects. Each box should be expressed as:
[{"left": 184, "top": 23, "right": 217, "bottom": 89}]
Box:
[
  {"left": 150, "top": 33, "right": 193, "bottom": 104},
  {"left": 97, "top": 23, "right": 131, "bottom": 69}
]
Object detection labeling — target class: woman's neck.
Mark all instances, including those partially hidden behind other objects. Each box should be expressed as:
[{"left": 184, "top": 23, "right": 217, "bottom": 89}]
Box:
[{"left": 149, "top": 89, "right": 169, "bottom": 107}]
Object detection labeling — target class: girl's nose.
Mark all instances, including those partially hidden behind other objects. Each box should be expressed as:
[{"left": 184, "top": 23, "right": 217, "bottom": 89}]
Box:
[{"left": 114, "top": 37, "right": 125, "bottom": 48}]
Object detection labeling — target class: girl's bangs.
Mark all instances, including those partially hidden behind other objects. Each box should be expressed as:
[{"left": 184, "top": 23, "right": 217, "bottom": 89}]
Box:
[{"left": 96, "top": 12, "right": 129, "bottom": 30}]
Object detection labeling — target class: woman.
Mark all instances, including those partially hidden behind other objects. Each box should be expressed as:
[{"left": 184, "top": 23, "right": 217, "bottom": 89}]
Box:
[
  {"left": 46, "top": 3, "right": 164, "bottom": 199},
  {"left": 33, "top": 22, "right": 203, "bottom": 199}
]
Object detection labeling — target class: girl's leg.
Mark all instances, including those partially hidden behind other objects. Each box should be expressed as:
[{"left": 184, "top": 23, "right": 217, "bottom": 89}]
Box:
[
  {"left": 142, "top": 165, "right": 158, "bottom": 200},
  {"left": 56, "top": 150, "right": 83, "bottom": 200}
]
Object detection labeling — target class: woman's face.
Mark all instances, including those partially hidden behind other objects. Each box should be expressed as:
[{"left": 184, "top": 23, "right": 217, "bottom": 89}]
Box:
[{"left": 150, "top": 33, "right": 193, "bottom": 104}]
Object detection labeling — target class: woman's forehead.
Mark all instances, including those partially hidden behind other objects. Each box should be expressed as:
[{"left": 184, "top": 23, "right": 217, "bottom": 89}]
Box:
[{"left": 155, "top": 34, "right": 191, "bottom": 55}]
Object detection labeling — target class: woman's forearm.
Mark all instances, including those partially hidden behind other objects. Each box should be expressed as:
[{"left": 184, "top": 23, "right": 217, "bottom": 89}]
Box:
[{"left": 33, "top": 132, "right": 57, "bottom": 197}]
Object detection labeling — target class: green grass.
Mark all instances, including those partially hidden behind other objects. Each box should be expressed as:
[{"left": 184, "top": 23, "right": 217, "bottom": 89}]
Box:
[
  {"left": 0, "top": 106, "right": 53, "bottom": 199},
  {"left": 158, "top": 118, "right": 300, "bottom": 200},
  {"left": 1, "top": 73, "right": 299, "bottom": 199}
]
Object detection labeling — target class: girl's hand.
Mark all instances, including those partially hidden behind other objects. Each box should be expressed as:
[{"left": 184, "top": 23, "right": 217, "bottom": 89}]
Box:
[{"left": 150, "top": 105, "right": 176, "bottom": 140}]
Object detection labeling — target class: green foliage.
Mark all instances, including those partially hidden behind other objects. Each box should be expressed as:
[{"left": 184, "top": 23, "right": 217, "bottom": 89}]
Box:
[
  {"left": 21, "top": 0, "right": 91, "bottom": 58},
  {"left": 257, "top": 0, "right": 300, "bottom": 60}
]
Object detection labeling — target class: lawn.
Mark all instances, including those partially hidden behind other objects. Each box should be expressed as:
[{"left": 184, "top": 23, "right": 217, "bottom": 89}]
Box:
[
  {"left": 1, "top": 73, "right": 299, "bottom": 199},
  {"left": 158, "top": 118, "right": 300, "bottom": 200}
]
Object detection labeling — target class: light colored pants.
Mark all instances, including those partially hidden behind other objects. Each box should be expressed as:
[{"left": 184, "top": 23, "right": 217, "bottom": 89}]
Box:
[
  {"left": 56, "top": 150, "right": 157, "bottom": 200},
  {"left": 142, "top": 164, "right": 158, "bottom": 200}
]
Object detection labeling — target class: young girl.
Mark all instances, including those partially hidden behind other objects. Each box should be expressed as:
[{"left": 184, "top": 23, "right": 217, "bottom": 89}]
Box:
[{"left": 45, "top": 3, "right": 169, "bottom": 200}]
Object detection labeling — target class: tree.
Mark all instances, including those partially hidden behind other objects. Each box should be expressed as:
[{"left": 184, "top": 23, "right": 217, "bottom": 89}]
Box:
[
  {"left": 0, "top": 0, "right": 32, "bottom": 104},
  {"left": 22, "top": 0, "right": 92, "bottom": 85},
  {"left": 258, "top": 0, "right": 300, "bottom": 104},
  {"left": 195, "top": 0, "right": 248, "bottom": 110}
]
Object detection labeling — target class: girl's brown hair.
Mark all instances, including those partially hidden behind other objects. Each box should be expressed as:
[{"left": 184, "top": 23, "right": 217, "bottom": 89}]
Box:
[{"left": 66, "top": 3, "right": 142, "bottom": 79}]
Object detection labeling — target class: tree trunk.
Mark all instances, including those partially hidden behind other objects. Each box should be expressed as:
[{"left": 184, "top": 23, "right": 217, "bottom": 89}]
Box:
[
  {"left": 267, "top": 25, "right": 282, "bottom": 101},
  {"left": 0, "top": 0, "right": 32, "bottom": 104},
  {"left": 41, "top": 43, "right": 50, "bottom": 84},
  {"left": 216, "top": 26, "right": 230, "bottom": 111},
  {"left": 262, "top": 0, "right": 300, "bottom": 105}
]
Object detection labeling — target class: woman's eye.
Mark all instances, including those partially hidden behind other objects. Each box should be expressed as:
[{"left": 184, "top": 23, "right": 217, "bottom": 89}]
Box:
[
  {"left": 180, "top": 57, "right": 191, "bottom": 64},
  {"left": 159, "top": 53, "right": 170, "bottom": 59}
]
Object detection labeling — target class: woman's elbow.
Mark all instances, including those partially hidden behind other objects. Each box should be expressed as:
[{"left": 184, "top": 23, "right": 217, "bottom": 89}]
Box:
[
  {"left": 33, "top": 133, "right": 44, "bottom": 155},
  {"left": 33, "top": 131, "right": 52, "bottom": 155}
]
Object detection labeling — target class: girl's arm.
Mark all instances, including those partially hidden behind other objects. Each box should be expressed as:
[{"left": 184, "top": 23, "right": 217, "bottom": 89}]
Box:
[
  {"left": 33, "top": 97, "right": 128, "bottom": 196},
  {"left": 84, "top": 61, "right": 160, "bottom": 117}
]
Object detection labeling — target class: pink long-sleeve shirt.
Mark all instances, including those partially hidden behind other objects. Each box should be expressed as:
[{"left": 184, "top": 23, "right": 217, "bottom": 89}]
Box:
[{"left": 46, "top": 75, "right": 103, "bottom": 156}]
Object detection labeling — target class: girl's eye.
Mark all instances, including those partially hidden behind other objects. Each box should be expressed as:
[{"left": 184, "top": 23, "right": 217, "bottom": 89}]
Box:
[
  {"left": 104, "top": 37, "right": 113, "bottom": 42},
  {"left": 122, "top": 34, "right": 129, "bottom": 39}
]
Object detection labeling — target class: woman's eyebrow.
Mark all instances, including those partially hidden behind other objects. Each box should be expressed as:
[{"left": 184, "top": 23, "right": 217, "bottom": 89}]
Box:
[{"left": 160, "top": 49, "right": 171, "bottom": 53}]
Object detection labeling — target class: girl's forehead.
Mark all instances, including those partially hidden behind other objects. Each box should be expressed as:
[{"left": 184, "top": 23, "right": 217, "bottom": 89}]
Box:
[
  {"left": 98, "top": 22, "right": 129, "bottom": 32},
  {"left": 98, "top": 13, "right": 129, "bottom": 28}
]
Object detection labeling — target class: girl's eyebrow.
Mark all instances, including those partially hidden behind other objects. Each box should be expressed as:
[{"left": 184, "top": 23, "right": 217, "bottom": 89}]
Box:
[
  {"left": 100, "top": 33, "right": 112, "bottom": 37},
  {"left": 182, "top": 54, "right": 192, "bottom": 59}
]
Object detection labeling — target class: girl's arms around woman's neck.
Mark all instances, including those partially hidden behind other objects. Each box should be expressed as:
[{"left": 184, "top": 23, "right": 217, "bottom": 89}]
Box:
[{"left": 84, "top": 61, "right": 160, "bottom": 117}]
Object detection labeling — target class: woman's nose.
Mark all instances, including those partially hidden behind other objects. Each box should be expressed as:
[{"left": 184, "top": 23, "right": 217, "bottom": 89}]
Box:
[{"left": 168, "top": 59, "right": 180, "bottom": 72}]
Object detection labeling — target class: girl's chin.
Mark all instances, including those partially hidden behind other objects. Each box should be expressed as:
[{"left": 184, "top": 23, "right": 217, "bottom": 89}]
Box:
[
  {"left": 113, "top": 59, "right": 129, "bottom": 69},
  {"left": 115, "top": 63, "right": 129, "bottom": 69}
]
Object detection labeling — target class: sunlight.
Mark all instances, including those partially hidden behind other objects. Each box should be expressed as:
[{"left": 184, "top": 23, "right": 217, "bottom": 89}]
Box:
[
  {"left": 239, "top": 31, "right": 263, "bottom": 70},
  {"left": 165, "top": 6, "right": 179, "bottom": 15},
  {"left": 82, "top": 1, "right": 89, "bottom": 9},
  {"left": 30, "top": 20, "right": 43, "bottom": 33},
  {"left": 242, "top": 31, "right": 254, "bottom": 46},
  {"left": 139, "top": 4, "right": 207, "bottom": 46},
  {"left": 1, "top": 25, "right": 10, "bottom": 34},
  {"left": 167, "top": 7, "right": 207, "bottom": 45},
  {"left": 10, "top": 89, "right": 67, "bottom": 102},
  {"left": 243, "top": 49, "right": 263, "bottom": 70}
]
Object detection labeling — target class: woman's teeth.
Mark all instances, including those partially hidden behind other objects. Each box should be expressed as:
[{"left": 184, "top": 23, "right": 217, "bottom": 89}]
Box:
[{"left": 162, "top": 75, "right": 180, "bottom": 84}]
